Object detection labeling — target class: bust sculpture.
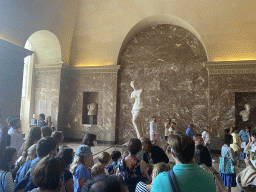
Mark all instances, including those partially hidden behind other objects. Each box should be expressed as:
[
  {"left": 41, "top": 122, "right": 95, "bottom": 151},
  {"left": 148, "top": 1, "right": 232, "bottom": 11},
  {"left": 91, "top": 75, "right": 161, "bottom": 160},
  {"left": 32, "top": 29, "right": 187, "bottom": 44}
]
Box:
[
  {"left": 130, "top": 81, "right": 147, "bottom": 138},
  {"left": 240, "top": 104, "right": 251, "bottom": 122},
  {"left": 87, "top": 103, "right": 97, "bottom": 116}
]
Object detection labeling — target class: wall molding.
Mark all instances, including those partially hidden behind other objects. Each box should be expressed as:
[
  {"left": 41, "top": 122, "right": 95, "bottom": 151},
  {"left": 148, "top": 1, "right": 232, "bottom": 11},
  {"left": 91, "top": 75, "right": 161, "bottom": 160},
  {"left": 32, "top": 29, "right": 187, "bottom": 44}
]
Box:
[
  {"left": 203, "top": 60, "right": 256, "bottom": 74},
  {"left": 71, "top": 65, "right": 120, "bottom": 73}
]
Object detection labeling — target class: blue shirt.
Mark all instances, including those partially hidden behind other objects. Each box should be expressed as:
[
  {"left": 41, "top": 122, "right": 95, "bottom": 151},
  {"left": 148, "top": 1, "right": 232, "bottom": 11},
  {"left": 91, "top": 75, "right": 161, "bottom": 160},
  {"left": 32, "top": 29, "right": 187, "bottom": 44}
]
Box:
[
  {"left": 151, "top": 164, "right": 216, "bottom": 192},
  {"left": 186, "top": 128, "right": 194, "bottom": 138},
  {"left": 73, "top": 165, "right": 91, "bottom": 192},
  {"left": 238, "top": 130, "right": 249, "bottom": 142},
  {"left": 39, "top": 121, "right": 47, "bottom": 127}
]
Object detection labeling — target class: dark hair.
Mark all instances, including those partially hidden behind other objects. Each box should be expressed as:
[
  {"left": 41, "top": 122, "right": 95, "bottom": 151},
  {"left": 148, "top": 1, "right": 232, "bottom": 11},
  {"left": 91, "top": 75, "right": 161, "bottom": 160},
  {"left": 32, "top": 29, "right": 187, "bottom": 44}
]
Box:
[
  {"left": 82, "top": 134, "right": 96, "bottom": 146},
  {"left": 39, "top": 113, "right": 45, "bottom": 120},
  {"left": 22, "top": 126, "right": 41, "bottom": 159},
  {"left": 223, "top": 134, "right": 233, "bottom": 145},
  {"left": 36, "top": 137, "right": 58, "bottom": 158},
  {"left": 82, "top": 174, "right": 127, "bottom": 192},
  {"left": 140, "top": 137, "right": 152, "bottom": 152},
  {"left": 33, "top": 156, "right": 62, "bottom": 190},
  {"left": 152, "top": 116, "right": 156, "bottom": 119},
  {"left": 51, "top": 131, "right": 63, "bottom": 143},
  {"left": 230, "top": 127, "right": 237, "bottom": 134},
  {"left": 188, "top": 124, "right": 194, "bottom": 128},
  {"left": 56, "top": 146, "right": 74, "bottom": 167},
  {"left": 0, "top": 147, "right": 16, "bottom": 171},
  {"left": 41, "top": 126, "right": 52, "bottom": 137},
  {"left": 128, "top": 138, "right": 142, "bottom": 155},
  {"left": 195, "top": 145, "right": 212, "bottom": 167},
  {"left": 111, "top": 151, "right": 121, "bottom": 162},
  {"left": 9, "top": 118, "right": 19, "bottom": 128},
  {"left": 251, "top": 132, "right": 256, "bottom": 138},
  {"left": 224, "top": 128, "right": 230, "bottom": 134},
  {"left": 168, "top": 134, "right": 195, "bottom": 164}
]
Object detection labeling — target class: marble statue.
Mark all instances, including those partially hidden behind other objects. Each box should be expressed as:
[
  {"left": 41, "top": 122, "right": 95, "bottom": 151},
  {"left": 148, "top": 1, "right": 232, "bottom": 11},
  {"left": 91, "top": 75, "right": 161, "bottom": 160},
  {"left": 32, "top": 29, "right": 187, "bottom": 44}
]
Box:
[
  {"left": 87, "top": 103, "right": 97, "bottom": 116},
  {"left": 240, "top": 104, "right": 250, "bottom": 122},
  {"left": 130, "top": 81, "right": 147, "bottom": 138}
]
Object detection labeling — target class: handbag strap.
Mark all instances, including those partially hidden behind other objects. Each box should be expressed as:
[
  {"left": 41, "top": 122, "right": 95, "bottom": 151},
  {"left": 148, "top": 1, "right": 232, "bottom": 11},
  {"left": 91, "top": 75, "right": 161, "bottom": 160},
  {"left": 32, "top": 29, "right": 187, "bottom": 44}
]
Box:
[
  {"left": 167, "top": 169, "right": 182, "bottom": 192},
  {"left": 119, "top": 157, "right": 138, "bottom": 178}
]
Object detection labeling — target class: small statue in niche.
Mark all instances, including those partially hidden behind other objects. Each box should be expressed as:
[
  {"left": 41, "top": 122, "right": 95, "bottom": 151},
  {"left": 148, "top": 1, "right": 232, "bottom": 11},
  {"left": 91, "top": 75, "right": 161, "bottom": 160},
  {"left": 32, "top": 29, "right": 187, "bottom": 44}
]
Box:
[
  {"left": 240, "top": 104, "right": 251, "bottom": 122},
  {"left": 130, "top": 81, "right": 147, "bottom": 138},
  {"left": 87, "top": 103, "right": 97, "bottom": 116}
]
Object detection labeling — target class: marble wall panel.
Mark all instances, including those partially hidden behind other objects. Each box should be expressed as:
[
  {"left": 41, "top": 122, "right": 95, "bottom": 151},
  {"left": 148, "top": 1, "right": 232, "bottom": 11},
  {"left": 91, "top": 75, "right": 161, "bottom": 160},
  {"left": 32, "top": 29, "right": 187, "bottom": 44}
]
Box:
[
  {"left": 58, "top": 69, "right": 118, "bottom": 143},
  {"left": 117, "top": 24, "right": 208, "bottom": 147}
]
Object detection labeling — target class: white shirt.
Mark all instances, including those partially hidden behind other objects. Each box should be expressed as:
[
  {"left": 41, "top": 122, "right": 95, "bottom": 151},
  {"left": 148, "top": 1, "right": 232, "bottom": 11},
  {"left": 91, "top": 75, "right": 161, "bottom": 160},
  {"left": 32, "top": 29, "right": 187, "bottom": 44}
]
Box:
[
  {"left": 202, "top": 131, "right": 210, "bottom": 144},
  {"left": 8, "top": 127, "right": 23, "bottom": 153},
  {"left": 164, "top": 122, "right": 171, "bottom": 137},
  {"left": 150, "top": 121, "right": 157, "bottom": 140}
]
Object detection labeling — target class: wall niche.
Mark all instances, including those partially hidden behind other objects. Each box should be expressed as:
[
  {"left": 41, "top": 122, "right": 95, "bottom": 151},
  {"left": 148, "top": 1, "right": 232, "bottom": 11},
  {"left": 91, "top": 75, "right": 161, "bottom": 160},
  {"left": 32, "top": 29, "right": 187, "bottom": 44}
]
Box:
[{"left": 82, "top": 92, "right": 98, "bottom": 125}]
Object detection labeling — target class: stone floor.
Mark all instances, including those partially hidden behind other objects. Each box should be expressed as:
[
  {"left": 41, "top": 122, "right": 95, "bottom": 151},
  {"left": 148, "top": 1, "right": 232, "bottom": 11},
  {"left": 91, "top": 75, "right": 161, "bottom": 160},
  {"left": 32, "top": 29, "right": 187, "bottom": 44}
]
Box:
[{"left": 63, "top": 142, "right": 243, "bottom": 192}]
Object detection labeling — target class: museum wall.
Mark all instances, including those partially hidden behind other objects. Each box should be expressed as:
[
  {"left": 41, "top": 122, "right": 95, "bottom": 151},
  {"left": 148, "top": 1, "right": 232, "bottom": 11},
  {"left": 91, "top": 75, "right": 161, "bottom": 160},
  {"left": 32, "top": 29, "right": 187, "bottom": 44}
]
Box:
[
  {"left": 58, "top": 67, "right": 119, "bottom": 144},
  {"left": 117, "top": 24, "right": 208, "bottom": 146},
  {"left": 205, "top": 61, "right": 256, "bottom": 137},
  {"left": 33, "top": 65, "right": 62, "bottom": 126}
]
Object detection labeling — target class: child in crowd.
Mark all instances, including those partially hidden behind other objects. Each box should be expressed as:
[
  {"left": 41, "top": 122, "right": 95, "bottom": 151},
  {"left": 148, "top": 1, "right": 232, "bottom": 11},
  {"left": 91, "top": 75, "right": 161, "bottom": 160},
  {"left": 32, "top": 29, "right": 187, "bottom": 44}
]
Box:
[
  {"left": 220, "top": 134, "right": 237, "bottom": 192},
  {"left": 106, "top": 151, "right": 121, "bottom": 174},
  {"left": 70, "top": 145, "right": 94, "bottom": 192},
  {"left": 230, "top": 127, "right": 242, "bottom": 167},
  {"left": 91, "top": 163, "right": 106, "bottom": 178},
  {"left": 98, "top": 152, "right": 111, "bottom": 167}
]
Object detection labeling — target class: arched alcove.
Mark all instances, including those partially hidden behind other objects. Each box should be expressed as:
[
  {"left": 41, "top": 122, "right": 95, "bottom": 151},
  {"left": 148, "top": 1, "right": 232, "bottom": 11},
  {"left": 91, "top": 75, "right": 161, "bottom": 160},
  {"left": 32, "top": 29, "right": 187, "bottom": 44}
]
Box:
[
  {"left": 116, "top": 24, "right": 208, "bottom": 146},
  {"left": 21, "top": 30, "right": 62, "bottom": 134}
]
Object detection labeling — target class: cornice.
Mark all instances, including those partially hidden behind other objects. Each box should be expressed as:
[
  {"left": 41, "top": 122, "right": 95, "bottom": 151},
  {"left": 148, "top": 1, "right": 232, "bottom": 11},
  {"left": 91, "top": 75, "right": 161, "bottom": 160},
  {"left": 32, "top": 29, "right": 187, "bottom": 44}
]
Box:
[
  {"left": 203, "top": 60, "right": 256, "bottom": 74},
  {"left": 34, "top": 63, "right": 64, "bottom": 69},
  {"left": 71, "top": 65, "right": 120, "bottom": 73}
]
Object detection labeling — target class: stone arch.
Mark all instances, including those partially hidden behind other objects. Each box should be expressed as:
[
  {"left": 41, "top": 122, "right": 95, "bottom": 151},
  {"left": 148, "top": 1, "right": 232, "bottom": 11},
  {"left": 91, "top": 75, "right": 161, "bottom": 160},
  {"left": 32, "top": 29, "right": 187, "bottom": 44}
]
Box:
[{"left": 117, "top": 14, "right": 208, "bottom": 64}]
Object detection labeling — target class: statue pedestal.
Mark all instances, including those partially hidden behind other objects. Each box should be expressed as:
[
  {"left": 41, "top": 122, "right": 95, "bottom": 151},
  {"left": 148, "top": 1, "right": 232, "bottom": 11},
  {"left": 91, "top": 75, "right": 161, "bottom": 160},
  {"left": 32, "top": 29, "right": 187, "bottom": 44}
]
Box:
[{"left": 89, "top": 115, "right": 97, "bottom": 124}]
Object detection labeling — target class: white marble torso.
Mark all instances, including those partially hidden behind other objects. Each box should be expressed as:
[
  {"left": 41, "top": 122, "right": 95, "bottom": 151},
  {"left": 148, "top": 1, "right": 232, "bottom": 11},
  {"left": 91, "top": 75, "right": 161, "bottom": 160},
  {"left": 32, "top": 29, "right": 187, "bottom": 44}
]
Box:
[
  {"left": 240, "top": 110, "right": 250, "bottom": 122},
  {"left": 131, "top": 89, "right": 145, "bottom": 112}
]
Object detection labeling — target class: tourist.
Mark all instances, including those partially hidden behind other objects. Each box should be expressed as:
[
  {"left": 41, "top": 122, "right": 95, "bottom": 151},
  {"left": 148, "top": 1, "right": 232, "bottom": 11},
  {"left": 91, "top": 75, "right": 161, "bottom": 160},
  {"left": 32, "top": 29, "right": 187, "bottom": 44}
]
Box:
[
  {"left": 149, "top": 116, "right": 157, "bottom": 145},
  {"left": 82, "top": 134, "right": 97, "bottom": 147},
  {"left": 106, "top": 150, "right": 121, "bottom": 174},
  {"left": 117, "top": 138, "right": 150, "bottom": 192},
  {"left": 0, "top": 147, "right": 17, "bottom": 192},
  {"left": 52, "top": 131, "right": 64, "bottom": 153},
  {"left": 25, "top": 144, "right": 37, "bottom": 162},
  {"left": 193, "top": 134, "right": 204, "bottom": 146},
  {"left": 56, "top": 146, "right": 74, "bottom": 192},
  {"left": 220, "top": 133, "right": 237, "bottom": 192},
  {"left": 41, "top": 126, "right": 52, "bottom": 137},
  {"left": 91, "top": 163, "right": 106, "bottom": 177},
  {"left": 30, "top": 156, "right": 63, "bottom": 192},
  {"left": 202, "top": 126, "right": 211, "bottom": 146},
  {"left": 135, "top": 162, "right": 171, "bottom": 192},
  {"left": 82, "top": 174, "right": 128, "bottom": 192},
  {"left": 38, "top": 113, "right": 47, "bottom": 127},
  {"left": 195, "top": 144, "right": 227, "bottom": 192},
  {"left": 239, "top": 126, "right": 250, "bottom": 144},
  {"left": 8, "top": 118, "right": 23, "bottom": 153},
  {"left": 164, "top": 118, "right": 172, "bottom": 141},
  {"left": 230, "top": 127, "right": 242, "bottom": 166},
  {"left": 70, "top": 145, "right": 94, "bottom": 192},
  {"left": 186, "top": 124, "right": 194, "bottom": 138},
  {"left": 20, "top": 126, "right": 41, "bottom": 162},
  {"left": 151, "top": 133, "right": 216, "bottom": 192},
  {"left": 98, "top": 151, "right": 111, "bottom": 167},
  {"left": 15, "top": 136, "right": 58, "bottom": 184},
  {"left": 244, "top": 132, "right": 256, "bottom": 160}
]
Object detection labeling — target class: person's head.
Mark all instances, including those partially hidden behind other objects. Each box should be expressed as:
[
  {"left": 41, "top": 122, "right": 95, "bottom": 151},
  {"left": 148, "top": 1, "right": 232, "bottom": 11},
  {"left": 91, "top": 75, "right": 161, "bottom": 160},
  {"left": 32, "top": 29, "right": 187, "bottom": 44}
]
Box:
[
  {"left": 6, "top": 116, "right": 13, "bottom": 125},
  {"left": 82, "top": 134, "right": 97, "bottom": 146},
  {"left": 56, "top": 146, "right": 74, "bottom": 168},
  {"left": 171, "top": 122, "right": 176, "bottom": 128},
  {"left": 9, "top": 118, "right": 20, "bottom": 129},
  {"left": 152, "top": 116, "right": 157, "bottom": 122},
  {"left": 0, "top": 147, "right": 17, "bottom": 171},
  {"left": 195, "top": 144, "right": 212, "bottom": 167},
  {"left": 26, "top": 144, "right": 37, "bottom": 162},
  {"left": 204, "top": 126, "right": 210, "bottom": 132},
  {"left": 140, "top": 137, "right": 152, "bottom": 152},
  {"left": 245, "top": 104, "right": 251, "bottom": 110},
  {"left": 188, "top": 124, "right": 194, "bottom": 129},
  {"left": 167, "top": 118, "right": 172, "bottom": 123},
  {"left": 91, "top": 163, "right": 106, "bottom": 178},
  {"left": 230, "top": 127, "right": 238, "bottom": 134},
  {"left": 46, "top": 116, "right": 51, "bottom": 123},
  {"left": 152, "top": 162, "right": 171, "bottom": 181},
  {"left": 244, "top": 126, "right": 251, "bottom": 132},
  {"left": 223, "top": 134, "right": 233, "bottom": 146},
  {"left": 82, "top": 174, "right": 128, "bottom": 192},
  {"left": 33, "top": 156, "right": 63, "bottom": 191},
  {"left": 39, "top": 113, "right": 45, "bottom": 121},
  {"left": 111, "top": 151, "right": 121, "bottom": 162},
  {"left": 224, "top": 128, "right": 230, "bottom": 134},
  {"left": 51, "top": 131, "right": 64, "bottom": 145},
  {"left": 41, "top": 126, "right": 52, "bottom": 137},
  {"left": 70, "top": 145, "right": 94, "bottom": 173},
  {"left": 193, "top": 134, "right": 204, "bottom": 146},
  {"left": 128, "top": 138, "right": 142, "bottom": 155},
  {"left": 36, "top": 137, "right": 58, "bottom": 158},
  {"left": 98, "top": 152, "right": 111, "bottom": 166},
  {"left": 168, "top": 134, "right": 195, "bottom": 164},
  {"left": 251, "top": 132, "right": 256, "bottom": 142}
]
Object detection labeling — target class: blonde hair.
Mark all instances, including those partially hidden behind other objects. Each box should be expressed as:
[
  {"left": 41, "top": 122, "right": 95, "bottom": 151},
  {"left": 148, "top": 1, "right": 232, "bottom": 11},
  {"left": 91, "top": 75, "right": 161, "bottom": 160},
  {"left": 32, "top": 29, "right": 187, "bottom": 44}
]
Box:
[
  {"left": 98, "top": 152, "right": 111, "bottom": 165},
  {"left": 26, "top": 144, "right": 37, "bottom": 162},
  {"left": 70, "top": 155, "right": 85, "bottom": 174},
  {"left": 152, "top": 162, "right": 171, "bottom": 179},
  {"left": 91, "top": 163, "right": 105, "bottom": 177}
]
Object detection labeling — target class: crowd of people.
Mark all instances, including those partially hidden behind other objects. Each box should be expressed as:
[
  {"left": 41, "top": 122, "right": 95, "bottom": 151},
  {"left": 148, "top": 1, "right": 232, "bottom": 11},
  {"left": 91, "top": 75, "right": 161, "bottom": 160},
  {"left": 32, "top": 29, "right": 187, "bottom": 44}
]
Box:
[{"left": 1, "top": 115, "right": 256, "bottom": 192}]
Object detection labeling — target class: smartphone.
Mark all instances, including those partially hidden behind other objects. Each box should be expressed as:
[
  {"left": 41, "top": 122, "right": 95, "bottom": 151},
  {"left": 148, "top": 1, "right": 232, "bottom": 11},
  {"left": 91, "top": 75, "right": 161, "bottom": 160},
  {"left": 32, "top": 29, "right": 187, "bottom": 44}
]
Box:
[{"left": 16, "top": 156, "right": 23, "bottom": 165}]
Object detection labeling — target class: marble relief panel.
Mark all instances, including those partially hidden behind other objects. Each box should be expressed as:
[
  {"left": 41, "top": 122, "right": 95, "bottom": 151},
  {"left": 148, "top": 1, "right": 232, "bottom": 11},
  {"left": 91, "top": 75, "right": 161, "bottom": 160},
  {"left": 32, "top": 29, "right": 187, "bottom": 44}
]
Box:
[{"left": 117, "top": 24, "right": 208, "bottom": 146}]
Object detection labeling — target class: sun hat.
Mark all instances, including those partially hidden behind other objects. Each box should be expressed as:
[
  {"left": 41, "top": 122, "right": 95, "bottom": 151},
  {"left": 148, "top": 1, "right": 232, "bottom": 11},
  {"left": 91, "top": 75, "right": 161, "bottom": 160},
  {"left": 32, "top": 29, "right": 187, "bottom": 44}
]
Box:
[{"left": 75, "top": 145, "right": 92, "bottom": 156}]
